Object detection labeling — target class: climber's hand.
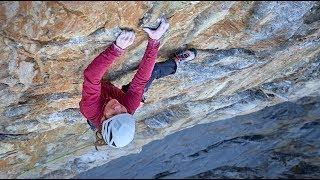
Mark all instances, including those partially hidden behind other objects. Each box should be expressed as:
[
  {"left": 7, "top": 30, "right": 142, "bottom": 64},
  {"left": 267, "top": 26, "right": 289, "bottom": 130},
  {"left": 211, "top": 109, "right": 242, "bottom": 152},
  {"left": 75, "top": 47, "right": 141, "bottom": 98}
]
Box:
[
  {"left": 115, "top": 30, "right": 135, "bottom": 49},
  {"left": 143, "top": 17, "right": 169, "bottom": 40}
]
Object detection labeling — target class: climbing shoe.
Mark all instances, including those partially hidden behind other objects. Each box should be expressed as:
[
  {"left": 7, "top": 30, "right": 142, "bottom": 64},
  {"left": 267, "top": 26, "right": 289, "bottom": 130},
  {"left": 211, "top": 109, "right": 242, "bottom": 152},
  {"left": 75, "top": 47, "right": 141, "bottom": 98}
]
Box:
[{"left": 174, "top": 48, "right": 197, "bottom": 62}]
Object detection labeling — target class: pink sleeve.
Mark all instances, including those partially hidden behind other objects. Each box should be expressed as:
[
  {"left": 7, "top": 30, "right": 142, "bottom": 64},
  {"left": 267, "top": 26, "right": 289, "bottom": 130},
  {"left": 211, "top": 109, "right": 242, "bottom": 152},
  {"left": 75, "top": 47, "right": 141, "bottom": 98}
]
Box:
[
  {"left": 121, "top": 39, "right": 160, "bottom": 114},
  {"left": 79, "top": 43, "right": 124, "bottom": 128}
]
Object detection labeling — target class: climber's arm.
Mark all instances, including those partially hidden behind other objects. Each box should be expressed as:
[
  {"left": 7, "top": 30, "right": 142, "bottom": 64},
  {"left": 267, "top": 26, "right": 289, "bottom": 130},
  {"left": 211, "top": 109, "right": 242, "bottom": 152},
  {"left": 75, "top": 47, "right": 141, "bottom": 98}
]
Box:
[
  {"left": 79, "top": 31, "right": 134, "bottom": 121},
  {"left": 79, "top": 43, "right": 124, "bottom": 119},
  {"left": 122, "top": 39, "right": 160, "bottom": 114},
  {"left": 121, "top": 17, "right": 169, "bottom": 114}
]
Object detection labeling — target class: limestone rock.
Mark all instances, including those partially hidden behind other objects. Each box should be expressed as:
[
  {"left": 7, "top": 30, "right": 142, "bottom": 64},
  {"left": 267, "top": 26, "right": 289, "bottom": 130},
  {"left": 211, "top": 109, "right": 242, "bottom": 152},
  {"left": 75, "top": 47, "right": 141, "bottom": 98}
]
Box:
[{"left": 0, "top": 1, "right": 319, "bottom": 178}]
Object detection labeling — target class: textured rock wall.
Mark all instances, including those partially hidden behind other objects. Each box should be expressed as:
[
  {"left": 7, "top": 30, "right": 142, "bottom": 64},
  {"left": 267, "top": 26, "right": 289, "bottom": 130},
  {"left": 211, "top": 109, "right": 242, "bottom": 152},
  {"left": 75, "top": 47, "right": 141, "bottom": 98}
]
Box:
[
  {"left": 77, "top": 96, "right": 320, "bottom": 179},
  {"left": 0, "top": 1, "right": 319, "bottom": 178}
]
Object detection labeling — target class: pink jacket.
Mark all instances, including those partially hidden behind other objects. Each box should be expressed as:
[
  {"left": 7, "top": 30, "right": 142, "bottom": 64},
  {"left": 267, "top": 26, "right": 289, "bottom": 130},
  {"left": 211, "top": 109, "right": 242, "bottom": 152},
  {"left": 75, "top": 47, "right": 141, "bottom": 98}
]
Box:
[{"left": 79, "top": 39, "right": 160, "bottom": 129}]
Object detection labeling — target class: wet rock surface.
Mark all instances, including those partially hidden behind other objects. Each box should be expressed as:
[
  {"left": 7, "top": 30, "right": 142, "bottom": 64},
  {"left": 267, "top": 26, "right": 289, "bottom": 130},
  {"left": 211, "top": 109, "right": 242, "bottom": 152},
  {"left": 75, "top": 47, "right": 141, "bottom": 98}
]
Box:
[
  {"left": 0, "top": 1, "right": 319, "bottom": 178},
  {"left": 77, "top": 96, "right": 320, "bottom": 179}
]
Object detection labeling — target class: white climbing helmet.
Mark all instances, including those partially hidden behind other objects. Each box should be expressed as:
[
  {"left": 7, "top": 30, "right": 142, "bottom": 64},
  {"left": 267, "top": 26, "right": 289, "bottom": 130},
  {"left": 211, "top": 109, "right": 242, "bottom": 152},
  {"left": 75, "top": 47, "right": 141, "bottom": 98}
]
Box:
[{"left": 102, "top": 113, "right": 135, "bottom": 148}]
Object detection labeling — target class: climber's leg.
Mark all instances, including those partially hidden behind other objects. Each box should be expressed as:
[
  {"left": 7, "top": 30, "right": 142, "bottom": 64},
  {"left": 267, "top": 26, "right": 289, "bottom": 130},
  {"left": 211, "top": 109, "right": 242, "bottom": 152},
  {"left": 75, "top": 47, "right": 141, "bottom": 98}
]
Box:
[
  {"left": 121, "top": 59, "right": 177, "bottom": 102},
  {"left": 144, "top": 58, "right": 177, "bottom": 93}
]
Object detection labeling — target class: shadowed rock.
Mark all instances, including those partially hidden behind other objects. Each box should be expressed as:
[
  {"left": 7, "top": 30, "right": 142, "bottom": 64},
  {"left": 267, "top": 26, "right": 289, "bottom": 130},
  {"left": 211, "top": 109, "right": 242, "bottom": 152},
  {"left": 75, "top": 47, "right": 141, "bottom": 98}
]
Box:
[{"left": 75, "top": 96, "right": 320, "bottom": 179}]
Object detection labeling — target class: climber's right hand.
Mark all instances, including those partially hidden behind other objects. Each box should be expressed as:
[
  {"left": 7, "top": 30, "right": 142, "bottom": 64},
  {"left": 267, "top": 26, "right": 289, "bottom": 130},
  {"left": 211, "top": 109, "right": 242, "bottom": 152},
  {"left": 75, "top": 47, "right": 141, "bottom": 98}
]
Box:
[
  {"left": 115, "top": 30, "right": 135, "bottom": 50},
  {"left": 143, "top": 17, "right": 169, "bottom": 40}
]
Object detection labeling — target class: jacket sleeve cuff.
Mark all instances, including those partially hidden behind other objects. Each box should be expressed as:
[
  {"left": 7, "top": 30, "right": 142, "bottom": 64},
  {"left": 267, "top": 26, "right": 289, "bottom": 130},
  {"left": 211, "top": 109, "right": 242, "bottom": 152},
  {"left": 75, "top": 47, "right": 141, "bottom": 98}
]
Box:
[
  {"left": 109, "top": 42, "right": 125, "bottom": 56},
  {"left": 147, "top": 38, "right": 160, "bottom": 47}
]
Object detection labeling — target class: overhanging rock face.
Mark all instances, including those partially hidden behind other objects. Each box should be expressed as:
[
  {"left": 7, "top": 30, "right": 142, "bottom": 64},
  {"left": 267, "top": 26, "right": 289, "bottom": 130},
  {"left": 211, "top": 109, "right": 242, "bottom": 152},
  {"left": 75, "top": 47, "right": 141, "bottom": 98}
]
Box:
[
  {"left": 77, "top": 96, "right": 320, "bottom": 179},
  {"left": 0, "top": 1, "right": 319, "bottom": 178}
]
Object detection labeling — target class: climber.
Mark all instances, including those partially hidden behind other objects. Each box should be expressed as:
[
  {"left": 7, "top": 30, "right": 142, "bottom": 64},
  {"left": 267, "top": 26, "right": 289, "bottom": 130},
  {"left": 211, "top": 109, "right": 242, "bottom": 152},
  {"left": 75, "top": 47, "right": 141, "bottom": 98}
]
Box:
[
  {"left": 121, "top": 48, "right": 197, "bottom": 102},
  {"left": 79, "top": 17, "right": 169, "bottom": 149}
]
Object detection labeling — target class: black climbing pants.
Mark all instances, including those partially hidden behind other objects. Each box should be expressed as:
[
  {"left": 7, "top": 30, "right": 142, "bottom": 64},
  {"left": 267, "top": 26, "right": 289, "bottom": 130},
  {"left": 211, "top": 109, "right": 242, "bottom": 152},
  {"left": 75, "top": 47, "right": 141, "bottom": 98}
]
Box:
[
  {"left": 144, "top": 58, "right": 177, "bottom": 93},
  {"left": 122, "top": 58, "right": 178, "bottom": 94}
]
